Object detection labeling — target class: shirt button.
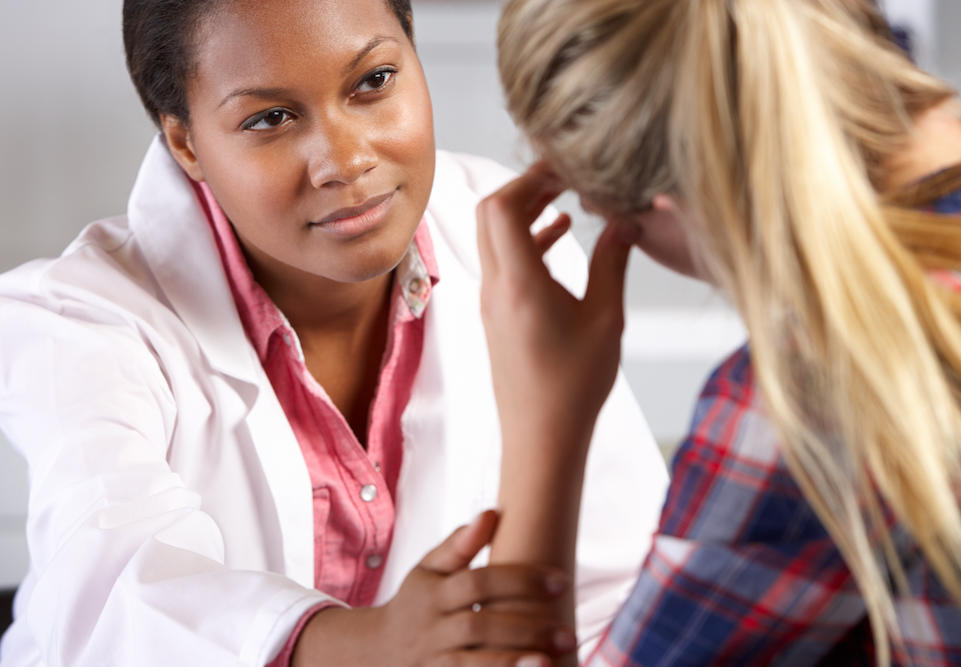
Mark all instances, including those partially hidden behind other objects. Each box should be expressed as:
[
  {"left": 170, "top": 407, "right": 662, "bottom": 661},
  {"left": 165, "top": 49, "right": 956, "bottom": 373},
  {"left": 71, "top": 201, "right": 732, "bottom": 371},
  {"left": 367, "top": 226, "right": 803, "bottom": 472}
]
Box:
[
  {"left": 360, "top": 484, "right": 378, "bottom": 502},
  {"left": 408, "top": 277, "right": 423, "bottom": 294},
  {"left": 282, "top": 332, "right": 293, "bottom": 347},
  {"left": 366, "top": 554, "right": 383, "bottom": 569}
]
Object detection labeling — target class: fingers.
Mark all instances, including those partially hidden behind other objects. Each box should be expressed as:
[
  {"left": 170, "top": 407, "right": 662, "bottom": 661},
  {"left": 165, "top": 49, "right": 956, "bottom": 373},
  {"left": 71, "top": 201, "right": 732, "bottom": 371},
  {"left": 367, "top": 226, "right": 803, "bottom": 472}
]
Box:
[
  {"left": 420, "top": 510, "right": 500, "bottom": 575},
  {"left": 477, "top": 165, "right": 567, "bottom": 277},
  {"left": 532, "top": 214, "right": 571, "bottom": 257},
  {"left": 431, "top": 608, "right": 576, "bottom": 657},
  {"left": 584, "top": 221, "right": 636, "bottom": 323},
  {"left": 438, "top": 564, "right": 568, "bottom": 612}
]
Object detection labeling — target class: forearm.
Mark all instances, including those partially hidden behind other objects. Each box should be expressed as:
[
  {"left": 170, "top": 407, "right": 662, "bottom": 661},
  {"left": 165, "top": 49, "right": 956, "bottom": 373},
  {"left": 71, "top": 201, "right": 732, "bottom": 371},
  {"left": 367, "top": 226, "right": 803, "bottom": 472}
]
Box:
[
  {"left": 489, "top": 424, "right": 593, "bottom": 665},
  {"left": 490, "top": 432, "right": 590, "bottom": 569},
  {"left": 292, "top": 606, "right": 381, "bottom": 667}
]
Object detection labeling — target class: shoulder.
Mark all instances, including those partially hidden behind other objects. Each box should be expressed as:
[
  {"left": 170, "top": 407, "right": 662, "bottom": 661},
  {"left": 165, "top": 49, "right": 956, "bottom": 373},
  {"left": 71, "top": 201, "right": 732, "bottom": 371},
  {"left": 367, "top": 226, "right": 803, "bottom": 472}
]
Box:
[
  {"left": 0, "top": 214, "right": 182, "bottom": 407},
  {"left": 682, "top": 344, "right": 771, "bottom": 465},
  {"left": 432, "top": 150, "right": 521, "bottom": 202},
  {"left": 695, "top": 344, "right": 757, "bottom": 411},
  {"left": 682, "top": 344, "right": 763, "bottom": 452},
  {"left": 660, "top": 345, "right": 826, "bottom": 543},
  {"left": 0, "top": 215, "right": 164, "bottom": 325}
]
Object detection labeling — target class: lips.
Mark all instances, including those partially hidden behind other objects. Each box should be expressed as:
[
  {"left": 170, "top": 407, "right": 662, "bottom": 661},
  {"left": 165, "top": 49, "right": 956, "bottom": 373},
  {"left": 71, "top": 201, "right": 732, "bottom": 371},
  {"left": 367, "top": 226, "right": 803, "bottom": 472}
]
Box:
[
  {"left": 308, "top": 190, "right": 396, "bottom": 238},
  {"left": 313, "top": 192, "right": 394, "bottom": 225}
]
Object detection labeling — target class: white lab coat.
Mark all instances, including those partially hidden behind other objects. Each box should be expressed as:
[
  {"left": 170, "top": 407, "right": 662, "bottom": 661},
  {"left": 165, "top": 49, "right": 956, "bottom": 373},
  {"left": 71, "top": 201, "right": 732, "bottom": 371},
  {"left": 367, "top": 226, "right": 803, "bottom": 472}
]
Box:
[{"left": 0, "top": 137, "right": 669, "bottom": 666}]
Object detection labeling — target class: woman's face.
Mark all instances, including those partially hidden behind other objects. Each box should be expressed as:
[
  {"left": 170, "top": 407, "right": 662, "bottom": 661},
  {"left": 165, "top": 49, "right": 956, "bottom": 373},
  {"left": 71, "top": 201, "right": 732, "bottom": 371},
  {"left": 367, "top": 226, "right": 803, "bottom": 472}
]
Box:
[{"left": 165, "top": 0, "right": 435, "bottom": 284}]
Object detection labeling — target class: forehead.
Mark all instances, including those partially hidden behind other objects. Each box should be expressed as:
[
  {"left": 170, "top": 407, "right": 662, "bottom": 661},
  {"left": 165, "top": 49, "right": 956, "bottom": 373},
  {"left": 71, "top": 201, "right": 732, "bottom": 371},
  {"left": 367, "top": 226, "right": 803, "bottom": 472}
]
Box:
[{"left": 192, "top": 0, "right": 405, "bottom": 88}]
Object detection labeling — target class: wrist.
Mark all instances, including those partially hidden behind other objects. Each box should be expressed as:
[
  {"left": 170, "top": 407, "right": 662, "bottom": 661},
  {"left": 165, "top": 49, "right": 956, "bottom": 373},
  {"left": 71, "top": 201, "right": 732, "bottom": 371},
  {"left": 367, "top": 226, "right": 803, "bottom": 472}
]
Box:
[
  {"left": 499, "top": 415, "right": 597, "bottom": 459},
  {"left": 292, "top": 606, "right": 378, "bottom": 667}
]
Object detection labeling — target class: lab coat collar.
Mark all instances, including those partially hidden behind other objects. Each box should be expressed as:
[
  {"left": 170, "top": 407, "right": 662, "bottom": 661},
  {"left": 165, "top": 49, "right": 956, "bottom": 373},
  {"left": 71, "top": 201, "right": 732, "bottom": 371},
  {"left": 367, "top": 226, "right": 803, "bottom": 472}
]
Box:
[{"left": 126, "top": 135, "right": 262, "bottom": 385}]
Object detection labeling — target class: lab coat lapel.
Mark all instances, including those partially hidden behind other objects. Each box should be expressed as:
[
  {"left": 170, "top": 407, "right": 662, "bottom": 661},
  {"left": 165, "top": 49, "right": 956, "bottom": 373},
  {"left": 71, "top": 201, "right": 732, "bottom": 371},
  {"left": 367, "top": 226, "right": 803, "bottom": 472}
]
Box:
[
  {"left": 127, "top": 135, "right": 315, "bottom": 586},
  {"left": 126, "top": 136, "right": 257, "bottom": 383}
]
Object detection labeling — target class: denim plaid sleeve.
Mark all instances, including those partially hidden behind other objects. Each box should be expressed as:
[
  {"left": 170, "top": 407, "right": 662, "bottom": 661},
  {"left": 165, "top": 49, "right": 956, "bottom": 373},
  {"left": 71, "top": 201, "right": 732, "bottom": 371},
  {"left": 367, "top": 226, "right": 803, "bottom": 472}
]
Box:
[{"left": 587, "top": 346, "right": 961, "bottom": 666}]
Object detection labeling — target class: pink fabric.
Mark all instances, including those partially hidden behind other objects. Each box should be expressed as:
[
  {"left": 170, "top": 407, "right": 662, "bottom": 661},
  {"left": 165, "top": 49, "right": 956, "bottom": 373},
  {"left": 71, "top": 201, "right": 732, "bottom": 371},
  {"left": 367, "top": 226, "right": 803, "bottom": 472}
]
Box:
[{"left": 192, "top": 182, "right": 438, "bottom": 665}]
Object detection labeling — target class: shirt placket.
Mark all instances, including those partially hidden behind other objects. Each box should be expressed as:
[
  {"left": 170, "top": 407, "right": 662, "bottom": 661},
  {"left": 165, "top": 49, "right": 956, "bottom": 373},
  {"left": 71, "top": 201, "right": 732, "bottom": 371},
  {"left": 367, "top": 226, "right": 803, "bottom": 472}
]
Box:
[{"left": 276, "top": 319, "right": 395, "bottom": 606}]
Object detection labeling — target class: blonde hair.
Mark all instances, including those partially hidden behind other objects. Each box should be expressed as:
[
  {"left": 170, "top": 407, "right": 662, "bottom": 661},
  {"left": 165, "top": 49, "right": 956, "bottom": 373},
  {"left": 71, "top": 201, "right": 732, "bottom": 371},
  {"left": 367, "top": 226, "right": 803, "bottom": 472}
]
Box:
[{"left": 499, "top": 0, "right": 961, "bottom": 662}]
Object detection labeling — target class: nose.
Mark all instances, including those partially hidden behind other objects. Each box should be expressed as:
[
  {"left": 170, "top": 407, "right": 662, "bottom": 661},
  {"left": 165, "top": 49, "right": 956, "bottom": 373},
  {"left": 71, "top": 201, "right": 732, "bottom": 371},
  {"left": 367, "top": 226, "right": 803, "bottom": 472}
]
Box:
[{"left": 306, "top": 116, "right": 378, "bottom": 188}]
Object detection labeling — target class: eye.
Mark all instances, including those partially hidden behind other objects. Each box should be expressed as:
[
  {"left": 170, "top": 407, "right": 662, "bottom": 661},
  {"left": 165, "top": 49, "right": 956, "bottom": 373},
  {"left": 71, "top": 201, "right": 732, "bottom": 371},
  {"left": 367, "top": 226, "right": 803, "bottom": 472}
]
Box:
[
  {"left": 242, "top": 108, "right": 295, "bottom": 131},
  {"left": 355, "top": 68, "right": 397, "bottom": 94}
]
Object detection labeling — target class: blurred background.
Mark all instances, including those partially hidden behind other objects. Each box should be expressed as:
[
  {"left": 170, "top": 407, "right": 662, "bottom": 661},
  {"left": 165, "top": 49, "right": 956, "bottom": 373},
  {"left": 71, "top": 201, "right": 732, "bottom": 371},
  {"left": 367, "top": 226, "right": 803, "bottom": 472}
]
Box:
[{"left": 0, "top": 0, "right": 958, "bottom": 590}]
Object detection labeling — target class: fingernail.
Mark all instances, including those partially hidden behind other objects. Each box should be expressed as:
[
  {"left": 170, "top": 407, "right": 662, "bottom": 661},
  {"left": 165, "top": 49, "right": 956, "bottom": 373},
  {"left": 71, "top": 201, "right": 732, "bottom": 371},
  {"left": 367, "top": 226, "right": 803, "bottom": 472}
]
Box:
[
  {"left": 553, "top": 627, "right": 577, "bottom": 651},
  {"left": 516, "top": 656, "right": 547, "bottom": 667},
  {"left": 545, "top": 572, "right": 569, "bottom": 595}
]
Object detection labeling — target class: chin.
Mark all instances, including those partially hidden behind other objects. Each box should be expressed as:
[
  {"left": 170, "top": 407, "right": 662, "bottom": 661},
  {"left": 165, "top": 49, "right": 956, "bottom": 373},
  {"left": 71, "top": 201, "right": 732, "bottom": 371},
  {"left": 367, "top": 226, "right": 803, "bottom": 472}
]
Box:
[{"left": 319, "top": 247, "right": 410, "bottom": 284}]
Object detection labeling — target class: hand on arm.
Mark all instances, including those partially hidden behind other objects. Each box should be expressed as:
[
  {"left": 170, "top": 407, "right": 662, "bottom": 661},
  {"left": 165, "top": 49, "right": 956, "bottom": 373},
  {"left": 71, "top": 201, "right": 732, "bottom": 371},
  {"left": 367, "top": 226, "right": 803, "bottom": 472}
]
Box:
[
  {"left": 291, "top": 511, "right": 576, "bottom": 667},
  {"left": 475, "top": 165, "right": 637, "bottom": 662}
]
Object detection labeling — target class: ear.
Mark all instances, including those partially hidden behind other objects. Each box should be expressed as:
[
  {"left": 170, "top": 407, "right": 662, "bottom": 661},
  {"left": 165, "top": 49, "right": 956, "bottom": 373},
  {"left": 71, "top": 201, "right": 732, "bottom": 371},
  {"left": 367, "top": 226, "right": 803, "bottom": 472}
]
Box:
[
  {"left": 651, "top": 193, "right": 681, "bottom": 214},
  {"left": 161, "top": 114, "right": 205, "bottom": 182}
]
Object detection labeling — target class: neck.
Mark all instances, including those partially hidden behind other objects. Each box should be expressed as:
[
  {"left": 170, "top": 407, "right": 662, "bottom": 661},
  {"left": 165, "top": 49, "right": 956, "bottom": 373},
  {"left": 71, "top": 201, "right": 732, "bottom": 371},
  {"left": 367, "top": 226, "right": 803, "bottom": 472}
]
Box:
[
  {"left": 240, "top": 243, "right": 393, "bottom": 339},
  {"left": 883, "top": 98, "right": 961, "bottom": 192}
]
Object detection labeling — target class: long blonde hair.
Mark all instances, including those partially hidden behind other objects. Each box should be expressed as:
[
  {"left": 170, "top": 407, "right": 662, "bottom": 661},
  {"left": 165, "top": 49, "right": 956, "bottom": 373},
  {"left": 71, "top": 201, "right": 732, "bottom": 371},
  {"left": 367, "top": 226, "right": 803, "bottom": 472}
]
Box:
[{"left": 498, "top": 0, "right": 961, "bottom": 662}]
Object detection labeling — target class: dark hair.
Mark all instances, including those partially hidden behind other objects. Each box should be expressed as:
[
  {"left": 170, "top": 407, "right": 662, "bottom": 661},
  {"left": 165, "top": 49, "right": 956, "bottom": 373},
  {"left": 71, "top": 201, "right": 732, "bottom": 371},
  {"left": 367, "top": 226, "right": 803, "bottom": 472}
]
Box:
[{"left": 123, "top": 0, "right": 414, "bottom": 126}]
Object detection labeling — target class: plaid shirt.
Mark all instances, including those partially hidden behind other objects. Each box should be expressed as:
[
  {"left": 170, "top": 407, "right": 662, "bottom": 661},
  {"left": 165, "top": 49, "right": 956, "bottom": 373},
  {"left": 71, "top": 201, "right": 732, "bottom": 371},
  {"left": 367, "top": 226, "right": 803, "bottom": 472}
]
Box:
[{"left": 589, "top": 175, "right": 961, "bottom": 666}]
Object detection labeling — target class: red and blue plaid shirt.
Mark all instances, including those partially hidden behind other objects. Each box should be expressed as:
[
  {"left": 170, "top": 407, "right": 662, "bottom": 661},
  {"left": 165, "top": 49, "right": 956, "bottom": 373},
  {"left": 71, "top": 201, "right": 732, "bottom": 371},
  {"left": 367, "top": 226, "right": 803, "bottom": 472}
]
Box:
[{"left": 588, "top": 175, "right": 961, "bottom": 666}]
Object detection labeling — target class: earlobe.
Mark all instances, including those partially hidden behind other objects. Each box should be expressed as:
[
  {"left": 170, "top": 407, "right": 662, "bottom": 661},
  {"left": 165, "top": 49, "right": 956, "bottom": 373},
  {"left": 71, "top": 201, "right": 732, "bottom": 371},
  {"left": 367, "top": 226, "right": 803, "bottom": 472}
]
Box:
[
  {"left": 160, "top": 115, "right": 205, "bottom": 182},
  {"left": 651, "top": 194, "right": 678, "bottom": 213}
]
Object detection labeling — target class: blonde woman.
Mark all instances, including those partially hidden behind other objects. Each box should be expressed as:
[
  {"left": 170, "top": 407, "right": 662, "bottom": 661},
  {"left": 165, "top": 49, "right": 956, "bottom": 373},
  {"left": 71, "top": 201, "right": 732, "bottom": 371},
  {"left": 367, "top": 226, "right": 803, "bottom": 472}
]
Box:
[{"left": 476, "top": 0, "right": 961, "bottom": 664}]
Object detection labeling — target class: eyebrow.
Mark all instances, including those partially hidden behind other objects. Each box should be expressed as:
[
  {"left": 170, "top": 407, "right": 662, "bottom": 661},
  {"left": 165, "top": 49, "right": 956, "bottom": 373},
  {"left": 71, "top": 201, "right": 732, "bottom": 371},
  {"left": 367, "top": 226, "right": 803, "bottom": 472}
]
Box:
[
  {"left": 342, "top": 36, "right": 399, "bottom": 75},
  {"left": 217, "top": 36, "right": 401, "bottom": 109},
  {"left": 218, "top": 87, "right": 293, "bottom": 109}
]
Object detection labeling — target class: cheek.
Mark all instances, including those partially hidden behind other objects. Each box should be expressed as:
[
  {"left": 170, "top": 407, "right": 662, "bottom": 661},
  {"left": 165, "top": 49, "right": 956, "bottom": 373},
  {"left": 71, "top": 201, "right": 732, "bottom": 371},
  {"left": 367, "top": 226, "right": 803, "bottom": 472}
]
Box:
[
  {"left": 205, "top": 154, "right": 295, "bottom": 241},
  {"left": 380, "top": 72, "right": 436, "bottom": 187},
  {"left": 189, "top": 121, "right": 296, "bottom": 221}
]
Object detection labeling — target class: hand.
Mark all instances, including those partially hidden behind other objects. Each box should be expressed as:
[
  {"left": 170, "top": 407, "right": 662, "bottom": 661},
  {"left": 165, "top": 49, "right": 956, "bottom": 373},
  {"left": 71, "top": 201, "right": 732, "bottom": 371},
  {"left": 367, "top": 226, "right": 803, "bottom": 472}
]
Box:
[
  {"left": 293, "top": 511, "right": 575, "bottom": 666},
  {"left": 476, "top": 163, "right": 637, "bottom": 453}
]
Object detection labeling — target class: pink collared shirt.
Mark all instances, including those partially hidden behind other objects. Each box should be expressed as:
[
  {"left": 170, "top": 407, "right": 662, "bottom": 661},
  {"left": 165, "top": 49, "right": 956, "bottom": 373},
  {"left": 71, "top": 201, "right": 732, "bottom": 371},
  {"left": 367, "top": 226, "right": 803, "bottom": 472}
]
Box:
[{"left": 193, "top": 182, "right": 438, "bottom": 663}]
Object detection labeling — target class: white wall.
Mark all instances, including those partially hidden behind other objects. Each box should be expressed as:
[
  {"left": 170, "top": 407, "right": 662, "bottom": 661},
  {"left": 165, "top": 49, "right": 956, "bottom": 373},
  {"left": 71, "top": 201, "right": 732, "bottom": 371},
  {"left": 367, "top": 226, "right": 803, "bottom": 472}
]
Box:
[{"left": 0, "top": 0, "right": 957, "bottom": 589}]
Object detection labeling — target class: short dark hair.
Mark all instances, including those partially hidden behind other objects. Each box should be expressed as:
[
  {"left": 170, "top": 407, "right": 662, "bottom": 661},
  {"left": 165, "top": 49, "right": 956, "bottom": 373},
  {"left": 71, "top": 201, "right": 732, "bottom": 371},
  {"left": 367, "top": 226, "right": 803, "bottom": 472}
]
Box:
[{"left": 123, "top": 0, "right": 414, "bottom": 126}]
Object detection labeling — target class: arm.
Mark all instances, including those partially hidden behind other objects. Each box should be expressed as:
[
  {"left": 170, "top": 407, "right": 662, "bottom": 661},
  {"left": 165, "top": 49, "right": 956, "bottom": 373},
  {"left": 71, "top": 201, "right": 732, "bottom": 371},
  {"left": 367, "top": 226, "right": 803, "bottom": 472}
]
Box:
[
  {"left": 475, "top": 169, "right": 865, "bottom": 664},
  {"left": 0, "top": 300, "right": 577, "bottom": 667},
  {"left": 290, "top": 511, "right": 576, "bottom": 666},
  {"left": 477, "top": 166, "right": 639, "bottom": 665},
  {"left": 572, "top": 372, "right": 669, "bottom": 657},
  {"left": 0, "top": 301, "right": 331, "bottom": 666}
]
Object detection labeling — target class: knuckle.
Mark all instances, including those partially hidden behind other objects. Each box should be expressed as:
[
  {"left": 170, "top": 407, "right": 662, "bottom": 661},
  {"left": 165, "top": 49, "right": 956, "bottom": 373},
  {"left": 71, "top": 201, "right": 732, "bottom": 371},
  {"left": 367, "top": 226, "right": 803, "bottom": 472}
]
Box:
[
  {"left": 484, "top": 197, "right": 511, "bottom": 222},
  {"left": 455, "top": 609, "right": 484, "bottom": 640},
  {"left": 462, "top": 570, "right": 489, "bottom": 602},
  {"left": 502, "top": 282, "right": 532, "bottom": 311},
  {"left": 477, "top": 196, "right": 501, "bottom": 221}
]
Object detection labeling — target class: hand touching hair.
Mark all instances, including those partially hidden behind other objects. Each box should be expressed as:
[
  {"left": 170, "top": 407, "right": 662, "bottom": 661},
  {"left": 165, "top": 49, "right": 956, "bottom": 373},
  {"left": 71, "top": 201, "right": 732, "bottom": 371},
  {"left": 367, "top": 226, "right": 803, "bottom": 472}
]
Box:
[{"left": 498, "top": 1, "right": 961, "bottom": 663}]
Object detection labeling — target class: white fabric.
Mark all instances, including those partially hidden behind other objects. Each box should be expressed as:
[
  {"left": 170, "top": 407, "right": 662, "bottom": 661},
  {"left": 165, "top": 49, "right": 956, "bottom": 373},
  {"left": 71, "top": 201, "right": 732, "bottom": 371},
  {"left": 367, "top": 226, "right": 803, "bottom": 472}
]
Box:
[{"left": 0, "top": 137, "right": 669, "bottom": 666}]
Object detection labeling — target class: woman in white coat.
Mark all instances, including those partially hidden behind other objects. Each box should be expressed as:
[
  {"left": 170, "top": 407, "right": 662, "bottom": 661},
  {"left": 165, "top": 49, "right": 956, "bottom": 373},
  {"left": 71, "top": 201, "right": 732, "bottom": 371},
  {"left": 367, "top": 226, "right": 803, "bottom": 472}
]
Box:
[{"left": 0, "top": 0, "right": 668, "bottom": 665}]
